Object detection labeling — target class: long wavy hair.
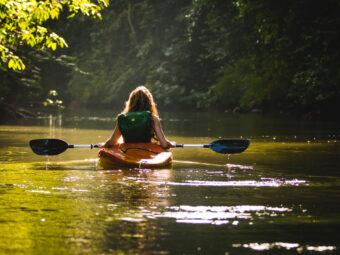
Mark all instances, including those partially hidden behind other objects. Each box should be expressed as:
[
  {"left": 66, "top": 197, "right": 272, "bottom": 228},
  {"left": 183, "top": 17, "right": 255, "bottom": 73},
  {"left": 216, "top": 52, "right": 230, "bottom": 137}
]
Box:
[{"left": 122, "top": 86, "right": 159, "bottom": 117}]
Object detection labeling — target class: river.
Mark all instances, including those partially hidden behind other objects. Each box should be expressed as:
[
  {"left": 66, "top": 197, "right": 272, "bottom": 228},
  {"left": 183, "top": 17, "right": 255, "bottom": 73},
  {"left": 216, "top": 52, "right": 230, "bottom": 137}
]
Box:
[{"left": 0, "top": 111, "right": 339, "bottom": 254}]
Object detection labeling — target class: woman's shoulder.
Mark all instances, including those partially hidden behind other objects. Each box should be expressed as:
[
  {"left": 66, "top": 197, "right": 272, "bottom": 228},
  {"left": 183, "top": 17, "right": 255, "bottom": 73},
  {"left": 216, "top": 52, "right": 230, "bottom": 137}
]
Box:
[
  {"left": 151, "top": 114, "right": 160, "bottom": 120},
  {"left": 151, "top": 115, "right": 162, "bottom": 126}
]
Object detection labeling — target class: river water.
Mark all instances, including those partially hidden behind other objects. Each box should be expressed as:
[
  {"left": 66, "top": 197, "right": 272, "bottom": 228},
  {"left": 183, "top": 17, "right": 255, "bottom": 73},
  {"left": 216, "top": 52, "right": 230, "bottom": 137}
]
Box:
[{"left": 0, "top": 112, "right": 339, "bottom": 254}]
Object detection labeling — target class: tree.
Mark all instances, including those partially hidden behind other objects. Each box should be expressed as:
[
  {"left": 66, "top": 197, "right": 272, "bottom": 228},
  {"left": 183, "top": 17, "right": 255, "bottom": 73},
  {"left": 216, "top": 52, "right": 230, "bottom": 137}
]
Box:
[{"left": 0, "top": 0, "right": 108, "bottom": 71}]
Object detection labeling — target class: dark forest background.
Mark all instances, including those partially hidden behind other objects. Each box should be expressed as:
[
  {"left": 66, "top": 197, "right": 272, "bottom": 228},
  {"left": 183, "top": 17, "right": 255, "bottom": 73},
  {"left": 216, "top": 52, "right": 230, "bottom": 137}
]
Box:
[{"left": 1, "top": 0, "right": 340, "bottom": 120}]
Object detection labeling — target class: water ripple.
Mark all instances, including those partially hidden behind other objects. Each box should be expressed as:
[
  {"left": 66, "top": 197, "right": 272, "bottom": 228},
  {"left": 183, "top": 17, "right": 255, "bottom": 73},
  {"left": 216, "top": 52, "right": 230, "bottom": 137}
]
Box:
[
  {"left": 145, "top": 205, "right": 294, "bottom": 225},
  {"left": 232, "top": 242, "right": 337, "bottom": 253},
  {"left": 138, "top": 178, "right": 307, "bottom": 187}
]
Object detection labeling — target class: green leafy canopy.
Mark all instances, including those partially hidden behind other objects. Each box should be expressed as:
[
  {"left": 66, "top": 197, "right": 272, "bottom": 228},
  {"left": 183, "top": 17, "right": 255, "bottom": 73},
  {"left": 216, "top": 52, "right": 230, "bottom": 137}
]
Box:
[{"left": 0, "top": 0, "right": 109, "bottom": 71}]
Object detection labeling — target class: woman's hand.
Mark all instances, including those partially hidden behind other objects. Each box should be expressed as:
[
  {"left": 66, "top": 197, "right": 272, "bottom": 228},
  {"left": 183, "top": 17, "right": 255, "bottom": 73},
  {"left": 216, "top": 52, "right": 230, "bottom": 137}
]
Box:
[
  {"left": 97, "top": 142, "right": 105, "bottom": 148},
  {"left": 168, "top": 141, "right": 176, "bottom": 148}
]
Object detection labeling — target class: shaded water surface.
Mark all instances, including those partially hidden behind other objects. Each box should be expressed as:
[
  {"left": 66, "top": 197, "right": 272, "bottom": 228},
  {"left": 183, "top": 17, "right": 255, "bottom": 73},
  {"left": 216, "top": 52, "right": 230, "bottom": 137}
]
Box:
[{"left": 0, "top": 113, "right": 339, "bottom": 254}]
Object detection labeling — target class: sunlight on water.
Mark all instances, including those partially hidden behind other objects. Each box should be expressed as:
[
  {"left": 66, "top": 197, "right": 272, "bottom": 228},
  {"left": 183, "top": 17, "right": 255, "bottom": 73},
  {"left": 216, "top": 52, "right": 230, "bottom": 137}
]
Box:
[
  {"left": 34, "top": 158, "right": 99, "bottom": 171},
  {"left": 306, "top": 246, "right": 337, "bottom": 252},
  {"left": 148, "top": 205, "right": 294, "bottom": 225},
  {"left": 233, "top": 242, "right": 299, "bottom": 250},
  {"left": 0, "top": 121, "right": 339, "bottom": 255},
  {"left": 225, "top": 163, "right": 253, "bottom": 170},
  {"left": 173, "top": 160, "right": 225, "bottom": 167},
  {"left": 26, "top": 189, "right": 51, "bottom": 194},
  {"left": 232, "top": 242, "right": 337, "bottom": 253},
  {"left": 136, "top": 178, "right": 307, "bottom": 187}
]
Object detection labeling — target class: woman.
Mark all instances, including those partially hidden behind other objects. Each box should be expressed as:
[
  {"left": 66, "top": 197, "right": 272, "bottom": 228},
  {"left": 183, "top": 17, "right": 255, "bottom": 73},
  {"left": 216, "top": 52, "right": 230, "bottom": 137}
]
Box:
[{"left": 102, "top": 86, "right": 173, "bottom": 149}]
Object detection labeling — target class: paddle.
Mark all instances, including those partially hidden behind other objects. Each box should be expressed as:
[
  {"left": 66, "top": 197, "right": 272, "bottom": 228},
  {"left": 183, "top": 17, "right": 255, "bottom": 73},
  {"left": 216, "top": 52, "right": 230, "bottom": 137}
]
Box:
[
  {"left": 29, "top": 139, "right": 101, "bottom": 156},
  {"left": 29, "top": 138, "right": 250, "bottom": 156},
  {"left": 175, "top": 139, "right": 250, "bottom": 154}
]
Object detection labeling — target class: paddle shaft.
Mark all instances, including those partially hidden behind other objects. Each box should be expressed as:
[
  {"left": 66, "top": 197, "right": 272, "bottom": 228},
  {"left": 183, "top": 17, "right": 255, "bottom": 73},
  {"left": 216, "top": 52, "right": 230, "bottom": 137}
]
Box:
[
  {"left": 71, "top": 144, "right": 209, "bottom": 149},
  {"left": 175, "top": 144, "right": 210, "bottom": 148},
  {"left": 69, "top": 144, "right": 100, "bottom": 149}
]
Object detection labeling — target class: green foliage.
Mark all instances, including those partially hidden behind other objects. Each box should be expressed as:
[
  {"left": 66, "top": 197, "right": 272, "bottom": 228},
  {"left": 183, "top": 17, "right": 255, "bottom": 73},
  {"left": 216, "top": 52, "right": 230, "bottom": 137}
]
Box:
[
  {"left": 231, "top": 0, "right": 340, "bottom": 116},
  {"left": 43, "top": 90, "right": 65, "bottom": 113},
  {"left": 65, "top": 0, "right": 193, "bottom": 109},
  {"left": 59, "top": 0, "right": 339, "bottom": 118},
  {"left": 0, "top": 0, "right": 108, "bottom": 71},
  {"left": 1, "top": 0, "right": 340, "bottom": 120}
]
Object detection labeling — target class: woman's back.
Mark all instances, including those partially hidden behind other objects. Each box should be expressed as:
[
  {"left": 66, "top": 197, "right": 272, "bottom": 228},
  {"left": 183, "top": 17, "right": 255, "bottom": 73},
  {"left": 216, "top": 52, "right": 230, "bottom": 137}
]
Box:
[
  {"left": 102, "top": 86, "right": 173, "bottom": 149},
  {"left": 117, "top": 111, "right": 153, "bottom": 143}
]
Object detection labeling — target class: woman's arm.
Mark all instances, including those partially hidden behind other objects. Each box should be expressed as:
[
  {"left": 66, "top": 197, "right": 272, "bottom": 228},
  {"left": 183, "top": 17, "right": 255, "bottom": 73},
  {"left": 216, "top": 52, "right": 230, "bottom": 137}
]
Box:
[
  {"left": 152, "top": 116, "right": 173, "bottom": 149},
  {"left": 102, "top": 124, "right": 122, "bottom": 148}
]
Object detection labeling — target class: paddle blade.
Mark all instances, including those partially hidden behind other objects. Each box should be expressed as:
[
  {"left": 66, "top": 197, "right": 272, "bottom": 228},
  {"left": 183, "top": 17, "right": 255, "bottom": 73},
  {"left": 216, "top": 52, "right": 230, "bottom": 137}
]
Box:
[
  {"left": 29, "top": 139, "right": 69, "bottom": 156},
  {"left": 210, "top": 139, "right": 250, "bottom": 154}
]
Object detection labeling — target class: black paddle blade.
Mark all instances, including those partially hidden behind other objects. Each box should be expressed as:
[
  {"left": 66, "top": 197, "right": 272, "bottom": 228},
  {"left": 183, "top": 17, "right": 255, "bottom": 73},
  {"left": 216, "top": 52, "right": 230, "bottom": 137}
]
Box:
[
  {"left": 29, "top": 139, "right": 69, "bottom": 156},
  {"left": 210, "top": 139, "right": 250, "bottom": 154}
]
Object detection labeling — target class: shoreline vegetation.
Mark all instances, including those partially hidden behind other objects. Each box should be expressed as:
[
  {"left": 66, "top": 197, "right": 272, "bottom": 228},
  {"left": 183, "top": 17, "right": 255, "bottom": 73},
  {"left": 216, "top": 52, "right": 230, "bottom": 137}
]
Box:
[
  {"left": 0, "top": 105, "right": 337, "bottom": 124},
  {"left": 1, "top": 0, "right": 339, "bottom": 122}
]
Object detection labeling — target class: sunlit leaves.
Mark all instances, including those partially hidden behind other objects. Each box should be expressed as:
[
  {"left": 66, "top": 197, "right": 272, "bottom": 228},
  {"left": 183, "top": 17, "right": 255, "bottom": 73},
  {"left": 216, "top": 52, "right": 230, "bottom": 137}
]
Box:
[
  {"left": 0, "top": 0, "right": 109, "bottom": 71},
  {"left": 0, "top": 45, "right": 26, "bottom": 70},
  {"left": 8, "top": 56, "right": 26, "bottom": 70},
  {"left": 43, "top": 90, "right": 65, "bottom": 111}
]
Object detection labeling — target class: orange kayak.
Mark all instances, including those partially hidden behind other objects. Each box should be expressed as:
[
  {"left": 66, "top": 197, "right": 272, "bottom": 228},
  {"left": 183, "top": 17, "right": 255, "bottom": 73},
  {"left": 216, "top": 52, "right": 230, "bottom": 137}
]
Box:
[{"left": 98, "top": 143, "right": 173, "bottom": 169}]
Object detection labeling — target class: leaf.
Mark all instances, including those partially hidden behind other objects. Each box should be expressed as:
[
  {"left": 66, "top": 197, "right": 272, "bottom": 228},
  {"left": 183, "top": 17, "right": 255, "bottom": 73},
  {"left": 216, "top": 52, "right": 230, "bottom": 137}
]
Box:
[
  {"left": 50, "top": 9, "right": 59, "bottom": 19},
  {"left": 8, "top": 59, "right": 15, "bottom": 69},
  {"left": 67, "top": 13, "right": 76, "bottom": 19}
]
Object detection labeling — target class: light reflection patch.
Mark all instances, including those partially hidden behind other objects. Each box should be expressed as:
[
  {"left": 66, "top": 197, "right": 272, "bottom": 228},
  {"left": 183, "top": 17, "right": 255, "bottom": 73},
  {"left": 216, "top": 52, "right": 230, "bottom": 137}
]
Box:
[
  {"left": 232, "top": 243, "right": 337, "bottom": 253},
  {"left": 149, "top": 205, "right": 293, "bottom": 225},
  {"left": 140, "top": 178, "right": 307, "bottom": 187}
]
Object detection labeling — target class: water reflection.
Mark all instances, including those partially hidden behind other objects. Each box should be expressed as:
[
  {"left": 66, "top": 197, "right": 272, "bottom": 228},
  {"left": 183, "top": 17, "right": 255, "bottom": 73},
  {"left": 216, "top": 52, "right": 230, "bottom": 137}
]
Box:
[
  {"left": 1, "top": 118, "right": 340, "bottom": 254},
  {"left": 98, "top": 169, "right": 172, "bottom": 253},
  {"left": 232, "top": 242, "right": 337, "bottom": 253},
  {"left": 0, "top": 161, "right": 174, "bottom": 254},
  {"left": 226, "top": 163, "right": 253, "bottom": 170},
  {"left": 32, "top": 159, "right": 99, "bottom": 171},
  {"left": 134, "top": 178, "right": 307, "bottom": 187},
  {"left": 148, "top": 205, "right": 294, "bottom": 225},
  {"left": 45, "top": 114, "right": 63, "bottom": 138}
]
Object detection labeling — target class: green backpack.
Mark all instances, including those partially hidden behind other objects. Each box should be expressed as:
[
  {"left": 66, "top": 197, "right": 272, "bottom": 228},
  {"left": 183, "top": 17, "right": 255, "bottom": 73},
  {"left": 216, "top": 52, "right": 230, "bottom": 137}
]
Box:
[{"left": 117, "top": 111, "right": 153, "bottom": 143}]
